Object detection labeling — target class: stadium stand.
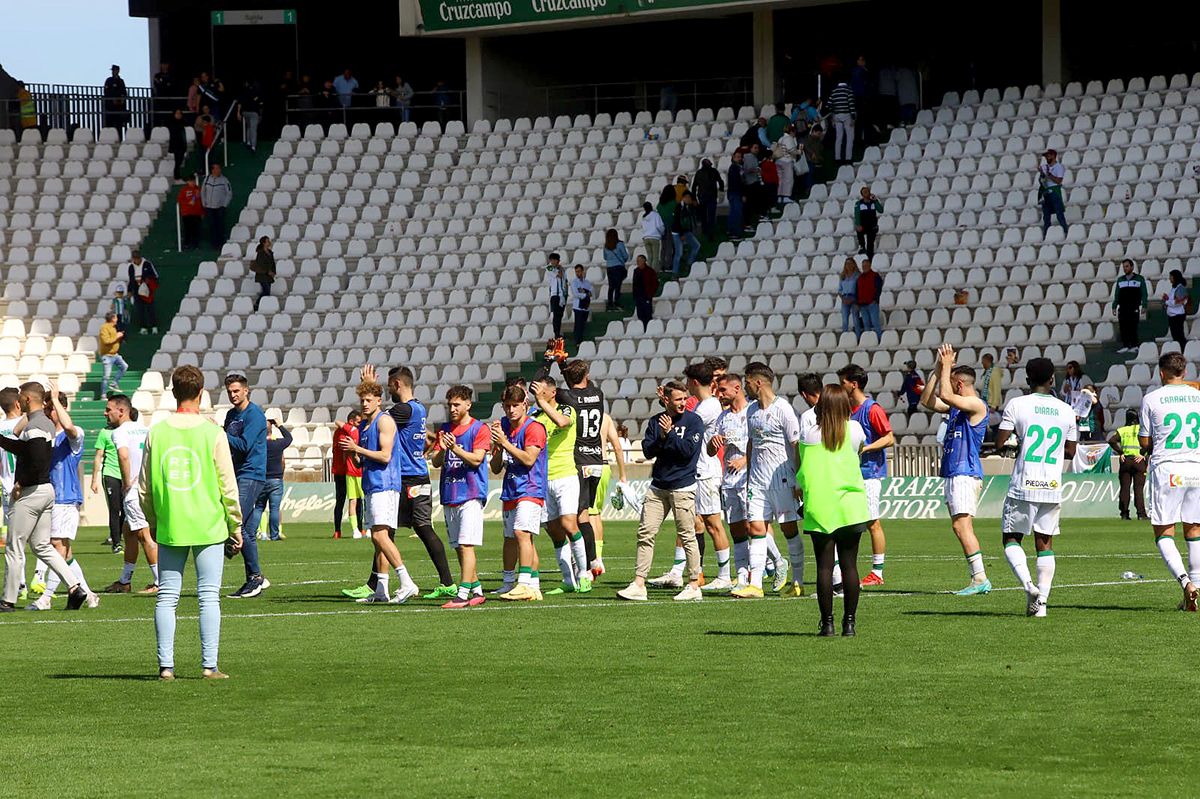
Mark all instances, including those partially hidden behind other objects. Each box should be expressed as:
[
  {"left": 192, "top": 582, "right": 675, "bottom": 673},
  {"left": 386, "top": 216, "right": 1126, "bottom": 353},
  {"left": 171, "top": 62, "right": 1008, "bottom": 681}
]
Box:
[{"left": 0, "top": 125, "right": 184, "bottom": 396}]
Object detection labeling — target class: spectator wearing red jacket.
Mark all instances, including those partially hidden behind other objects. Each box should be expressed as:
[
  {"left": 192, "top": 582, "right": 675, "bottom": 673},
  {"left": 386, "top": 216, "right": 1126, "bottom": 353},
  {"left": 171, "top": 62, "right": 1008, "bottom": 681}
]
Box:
[
  {"left": 632, "top": 254, "right": 659, "bottom": 331},
  {"left": 126, "top": 249, "right": 160, "bottom": 334},
  {"left": 855, "top": 258, "right": 884, "bottom": 340},
  {"left": 177, "top": 174, "right": 204, "bottom": 250},
  {"left": 332, "top": 410, "right": 365, "bottom": 539}
]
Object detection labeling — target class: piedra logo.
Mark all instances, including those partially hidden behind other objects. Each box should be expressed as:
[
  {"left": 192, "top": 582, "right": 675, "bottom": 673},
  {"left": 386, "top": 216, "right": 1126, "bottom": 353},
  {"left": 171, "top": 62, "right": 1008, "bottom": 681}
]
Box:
[{"left": 1025, "top": 478, "right": 1059, "bottom": 490}]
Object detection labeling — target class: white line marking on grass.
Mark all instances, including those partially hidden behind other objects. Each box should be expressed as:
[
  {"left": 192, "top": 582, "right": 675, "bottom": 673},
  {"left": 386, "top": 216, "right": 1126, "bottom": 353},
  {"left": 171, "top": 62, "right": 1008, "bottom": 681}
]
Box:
[{"left": 0, "top": 577, "right": 1176, "bottom": 627}]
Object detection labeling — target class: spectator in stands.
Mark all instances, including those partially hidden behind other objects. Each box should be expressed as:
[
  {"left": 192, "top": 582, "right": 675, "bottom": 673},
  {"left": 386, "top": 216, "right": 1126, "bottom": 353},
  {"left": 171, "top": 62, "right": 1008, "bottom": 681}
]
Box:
[
  {"left": 198, "top": 72, "right": 221, "bottom": 116},
  {"left": 433, "top": 80, "right": 452, "bottom": 124},
  {"left": 103, "top": 64, "right": 129, "bottom": 135},
  {"left": 1060, "top": 361, "right": 1091, "bottom": 407},
  {"left": 851, "top": 55, "right": 872, "bottom": 141},
  {"left": 855, "top": 258, "right": 883, "bottom": 340},
  {"left": 370, "top": 80, "right": 390, "bottom": 109},
  {"left": 153, "top": 62, "right": 176, "bottom": 118},
  {"left": 571, "top": 265, "right": 593, "bottom": 347},
  {"left": 692, "top": 159, "right": 724, "bottom": 238},
  {"left": 655, "top": 185, "right": 678, "bottom": 273},
  {"left": 766, "top": 106, "right": 790, "bottom": 144},
  {"left": 632, "top": 255, "right": 658, "bottom": 332},
  {"left": 901, "top": 360, "right": 924, "bottom": 415},
  {"left": 547, "top": 253, "right": 568, "bottom": 339},
  {"left": 177, "top": 175, "right": 204, "bottom": 250},
  {"left": 742, "top": 144, "right": 763, "bottom": 225},
  {"left": 673, "top": 192, "right": 702, "bottom": 274},
  {"left": 618, "top": 424, "right": 633, "bottom": 460},
  {"left": 1038, "top": 149, "right": 1067, "bottom": 234},
  {"left": 896, "top": 66, "right": 919, "bottom": 125},
  {"left": 774, "top": 124, "right": 797, "bottom": 205},
  {"left": 603, "top": 229, "right": 629, "bottom": 311},
  {"left": 740, "top": 118, "right": 767, "bottom": 149},
  {"left": 673, "top": 175, "right": 688, "bottom": 203},
  {"left": 853, "top": 186, "right": 883, "bottom": 258},
  {"left": 333, "top": 68, "right": 358, "bottom": 109},
  {"left": 201, "top": 163, "right": 233, "bottom": 250},
  {"left": 1109, "top": 409, "right": 1148, "bottom": 521},
  {"left": 17, "top": 82, "right": 36, "bottom": 131},
  {"left": 726, "top": 150, "right": 746, "bottom": 238},
  {"left": 838, "top": 258, "right": 860, "bottom": 332},
  {"left": 250, "top": 236, "right": 276, "bottom": 311},
  {"left": 791, "top": 97, "right": 821, "bottom": 128},
  {"left": 195, "top": 106, "right": 217, "bottom": 150},
  {"left": 979, "top": 352, "right": 1003, "bottom": 411},
  {"left": 98, "top": 312, "right": 127, "bottom": 394},
  {"left": 236, "top": 80, "right": 262, "bottom": 153},
  {"left": 760, "top": 153, "right": 779, "bottom": 212},
  {"left": 1080, "top": 384, "right": 1106, "bottom": 442},
  {"left": 827, "top": 77, "right": 856, "bottom": 164},
  {"left": 111, "top": 285, "right": 130, "bottom": 330},
  {"left": 1112, "top": 258, "right": 1149, "bottom": 352},
  {"left": 187, "top": 76, "right": 201, "bottom": 117},
  {"left": 166, "top": 109, "right": 188, "bottom": 182},
  {"left": 640, "top": 201, "right": 664, "bottom": 270},
  {"left": 317, "top": 80, "right": 338, "bottom": 124},
  {"left": 1005, "top": 348, "right": 1019, "bottom": 368},
  {"left": 1163, "top": 269, "right": 1189, "bottom": 348},
  {"left": 127, "top": 250, "right": 160, "bottom": 335},
  {"left": 392, "top": 76, "right": 414, "bottom": 122}
]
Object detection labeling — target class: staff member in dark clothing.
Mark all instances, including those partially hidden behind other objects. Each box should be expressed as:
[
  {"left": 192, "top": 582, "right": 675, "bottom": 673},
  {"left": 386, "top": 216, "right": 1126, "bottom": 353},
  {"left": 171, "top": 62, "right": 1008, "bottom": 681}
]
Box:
[
  {"left": 632, "top": 254, "right": 659, "bottom": 332},
  {"left": 616, "top": 380, "right": 705, "bottom": 602},
  {"left": 166, "top": 109, "right": 189, "bottom": 182},
  {"left": 726, "top": 150, "right": 746, "bottom": 238},
  {"left": 691, "top": 158, "right": 724, "bottom": 239},
  {"left": 1109, "top": 409, "right": 1148, "bottom": 521},
  {"left": 853, "top": 186, "right": 883, "bottom": 258},
  {"left": 1111, "top": 258, "right": 1148, "bottom": 353},
  {"left": 244, "top": 416, "right": 292, "bottom": 542}
]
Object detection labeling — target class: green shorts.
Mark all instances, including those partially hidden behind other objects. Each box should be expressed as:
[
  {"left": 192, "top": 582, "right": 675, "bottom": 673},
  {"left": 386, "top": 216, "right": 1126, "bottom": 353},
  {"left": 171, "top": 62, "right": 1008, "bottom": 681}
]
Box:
[
  {"left": 589, "top": 464, "right": 612, "bottom": 517},
  {"left": 346, "top": 476, "right": 364, "bottom": 500}
]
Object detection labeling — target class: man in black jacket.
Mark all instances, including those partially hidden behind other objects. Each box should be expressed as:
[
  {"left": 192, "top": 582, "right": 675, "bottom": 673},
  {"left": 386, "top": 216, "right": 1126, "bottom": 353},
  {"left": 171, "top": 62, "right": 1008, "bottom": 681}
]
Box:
[
  {"left": 616, "top": 381, "right": 705, "bottom": 602},
  {"left": 692, "top": 159, "right": 724, "bottom": 239}
]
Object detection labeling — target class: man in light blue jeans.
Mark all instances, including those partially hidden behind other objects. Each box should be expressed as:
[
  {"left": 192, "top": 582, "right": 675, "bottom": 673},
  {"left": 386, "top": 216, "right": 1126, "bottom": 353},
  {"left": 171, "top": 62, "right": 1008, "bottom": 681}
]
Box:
[{"left": 98, "top": 312, "right": 127, "bottom": 394}]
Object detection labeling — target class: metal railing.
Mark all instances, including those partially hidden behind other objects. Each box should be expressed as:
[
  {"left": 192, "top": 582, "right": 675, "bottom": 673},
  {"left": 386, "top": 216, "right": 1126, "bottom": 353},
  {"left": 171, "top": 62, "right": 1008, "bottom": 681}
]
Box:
[
  {"left": 16, "top": 83, "right": 190, "bottom": 135},
  {"left": 283, "top": 90, "right": 466, "bottom": 130},
  {"left": 204, "top": 100, "right": 239, "bottom": 174},
  {"left": 536, "top": 77, "right": 756, "bottom": 120},
  {"left": 890, "top": 443, "right": 942, "bottom": 476}
]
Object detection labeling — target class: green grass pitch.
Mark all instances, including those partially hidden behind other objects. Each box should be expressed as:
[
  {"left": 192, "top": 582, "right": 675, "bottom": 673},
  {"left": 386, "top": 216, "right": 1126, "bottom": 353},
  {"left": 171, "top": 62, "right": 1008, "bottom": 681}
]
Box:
[{"left": 1, "top": 517, "right": 1194, "bottom": 797}]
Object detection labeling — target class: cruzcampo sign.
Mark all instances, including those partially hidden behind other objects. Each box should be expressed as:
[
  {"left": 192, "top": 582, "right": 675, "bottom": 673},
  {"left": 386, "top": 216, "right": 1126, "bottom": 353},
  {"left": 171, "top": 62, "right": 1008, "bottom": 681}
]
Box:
[
  {"left": 419, "top": 0, "right": 758, "bottom": 33},
  {"left": 264, "top": 474, "right": 1134, "bottom": 524}
]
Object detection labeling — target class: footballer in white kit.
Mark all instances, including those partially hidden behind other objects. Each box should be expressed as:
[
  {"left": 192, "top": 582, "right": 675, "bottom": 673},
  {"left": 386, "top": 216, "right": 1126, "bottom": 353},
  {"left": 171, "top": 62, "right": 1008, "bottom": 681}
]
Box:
[
  {"left": 715, "top": 404, "right": 749, "bottom": 524},
  {"left": 745, "top": 396, "right": 801, "bottom": 524},
  {"left": 693, "top": 394, "right": 724, "bottom": 517},
  {"left": 1138, "top": 352, "right": 1200, "bottom": 611}
]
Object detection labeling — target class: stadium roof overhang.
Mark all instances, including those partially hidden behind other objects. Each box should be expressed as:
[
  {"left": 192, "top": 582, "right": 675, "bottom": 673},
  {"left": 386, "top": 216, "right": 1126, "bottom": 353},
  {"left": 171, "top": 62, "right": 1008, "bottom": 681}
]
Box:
[{"left": 399, "top": 0, "right": 847, "bottom": 36}]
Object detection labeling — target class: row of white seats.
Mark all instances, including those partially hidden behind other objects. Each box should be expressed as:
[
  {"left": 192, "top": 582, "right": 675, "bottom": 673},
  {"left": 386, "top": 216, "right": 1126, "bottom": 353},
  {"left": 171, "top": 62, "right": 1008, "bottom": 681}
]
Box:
[{"left": 2, "top": 126, "right": 180, "bottom": 146}]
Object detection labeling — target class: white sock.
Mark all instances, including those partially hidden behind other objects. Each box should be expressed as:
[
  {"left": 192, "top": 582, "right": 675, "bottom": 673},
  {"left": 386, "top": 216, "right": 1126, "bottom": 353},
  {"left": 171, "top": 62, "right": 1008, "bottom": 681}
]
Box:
[
  {"left": 394, "top": 563, "right": 415, "bottom": 591},
  {"left": 72, "top": 560, "right": 91, "bottom": 594},
  {"left": 120, "top": 561, "right": 135, "bottom": 584},
  {"left": 555, "top": 542, "right": 576, "bottom": 587},
  {"left": 786, "top": 534, "right": 805, "bottom": 587},
  {"left": 832, "top": 557, "right": 842, "bottom": 586},
  {"left": 1157, "top": 536, "right": 1190, "bottom": 586},
  {"left": 457, "top": 581, "right": 470, "bottom": 600},
  {"left": 871, "top": 554, "right": 885, "bottom": 578},
  {"left": 733, "top": 539, "right": 749, "bottom": 579},
  {"left": 45, "top": 569, "right": 62, "bottom": 597},
  {"left": 715, "top": 548, "right": 731, "bottom": 581},
  {"left": 749, "top": 536, "right": 768, "bottom": 588},
  {"left": 517, "top": 569, "right": 532, "bottom": 586},
  {"left": 570, "top": 534, "right": 589, "bottom": 582},
  {"left": 375, "top": 572, "right": 390, "bottom": 598},
  {"left": 765, "top": 534, "right": 783, "bottom": 567},
  {"left": 34, "top": 560, "right": 47, "bottom": 583},
  {"left": 501, "top": 568, "right": 516, "bottom": 587},
  {"left": 1036, "top": 551, "right": 1056, "bottom": 603},
  {"left": 531, "top": 571, "right": 541, "bottom": 591},
  {"left": 668, "top": 545, "right": 686, "bottom": 578},
  {"left": 471, "top": 582, "right": 483, "bottom": 597},
  {"left": 150, "top": 564, "right": 159, "bottom": 585},
  {"left": 1004, "top": 542, "right": 1035, "bottom": 592},
  {"left": 1187, "top": 537, "right": 1200, "bottom": 584},
  {"left": 966, "top": 550, "right": 987, "bottom": 581}
]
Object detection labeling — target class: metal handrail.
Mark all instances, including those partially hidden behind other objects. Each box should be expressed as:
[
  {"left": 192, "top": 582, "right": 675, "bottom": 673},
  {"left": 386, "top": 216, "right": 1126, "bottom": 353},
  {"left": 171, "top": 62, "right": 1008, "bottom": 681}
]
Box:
[
  {"left": 282, "top": 90, "right": 466, "bottom": 128},
  {"left": 18, "top": 83, "right": 188, "bottom": 135},
  {"left": 205, "top": 99, "right": 239, "bottom": 174}
]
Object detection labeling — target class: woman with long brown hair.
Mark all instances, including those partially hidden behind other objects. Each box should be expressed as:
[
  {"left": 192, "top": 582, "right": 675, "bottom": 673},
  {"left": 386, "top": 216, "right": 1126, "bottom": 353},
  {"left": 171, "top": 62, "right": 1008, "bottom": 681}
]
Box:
[
  {"left": 602, "top": 228, "right": 630, "bottom": 311},
  {"left": 797, "top": 384, "right": 871, "bottom": 636}
]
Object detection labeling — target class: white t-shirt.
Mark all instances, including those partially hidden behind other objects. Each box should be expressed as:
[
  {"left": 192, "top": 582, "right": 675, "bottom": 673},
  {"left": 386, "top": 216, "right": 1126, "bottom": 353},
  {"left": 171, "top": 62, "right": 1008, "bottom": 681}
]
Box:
[
  {"left": 694, "top": 396, "right": 723, "bottom": 481},
  {"left": 1166, "top": 285, "right": 1188, "bottom": 317},
  {"left": 112, "top": 420, "right": 149, "bottom": 485},
  {"left": 799, "top": 406, "right": 818, "bottom": 441},
  {"left": 1140, "top": 384, "right": 1200, "bottom": 469},
  {"left": 0, "top": 416, "right": 18, "bottom": 494},
  {"left": 747, "top": 396, "right": 801, "bottom": 489},
  {"left": 999, "top": 393, "right": 1078, "bottom": 502},
  {"left": 571, "top": 277, "right": 593, "bottom": 312},
  {"left": 715, "top": 405, "right": 749, "bottom": 490},
  {"left": 800, "top": 419, "right": 866, "bottom": 449}
]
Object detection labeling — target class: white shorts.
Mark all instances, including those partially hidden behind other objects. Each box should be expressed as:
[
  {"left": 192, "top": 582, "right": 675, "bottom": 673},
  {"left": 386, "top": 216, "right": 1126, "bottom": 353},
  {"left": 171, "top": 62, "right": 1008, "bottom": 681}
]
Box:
[
  {"left": 123, "top": 488, "right": 148, "bottom": 531},
  {"left": 503, "top": 500, "right": 544, "bottom": 538},
  {"left": 864, "top": 478, "right": 882, "bottom": 521},
  {"left": 1001, "top": 496, "right": 1061, "bottom": 536},
  {"left": 723, "top": 486, "right": 748, "bottom": 524},
  {"left": 444, "top": 499, "right": 484, "bottom": 547},
  {"left": 944, "top": 476, "right": 983, "bottom": 517},
  {"left": 545, "top": 476, "right": 580, "bottom": 522},
  {"left": 696, "top": 476, "right": 722, "bottom": 517},
  {"left": 50, "top": 503, "right": 80, "bottom": 540},
  {"left": 363, "top": 489, "right": 400, "bottom": 529},
  {"left": 1147, "top": 463, "right": 1200, "bottom": 526},
  {"left": 746, "top": 479, "right": 800, "bottom": 524}
]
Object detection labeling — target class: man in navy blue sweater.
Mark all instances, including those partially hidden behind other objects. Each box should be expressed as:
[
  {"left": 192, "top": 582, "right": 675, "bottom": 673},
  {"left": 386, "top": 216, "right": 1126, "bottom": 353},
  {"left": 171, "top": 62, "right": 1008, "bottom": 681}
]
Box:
[
  {"left": 223, "top": 373, "right": 270, "bottom": 598},
  {"left": 617, "top": 381, "right": 705, "bottom": 602}
]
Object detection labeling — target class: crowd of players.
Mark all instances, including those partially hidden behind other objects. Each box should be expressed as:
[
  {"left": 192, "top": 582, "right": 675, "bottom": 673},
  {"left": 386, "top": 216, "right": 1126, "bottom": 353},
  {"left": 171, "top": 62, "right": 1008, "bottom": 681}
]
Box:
[{"left": 3, "top": 347, "right": 1200, "bottom": 640}]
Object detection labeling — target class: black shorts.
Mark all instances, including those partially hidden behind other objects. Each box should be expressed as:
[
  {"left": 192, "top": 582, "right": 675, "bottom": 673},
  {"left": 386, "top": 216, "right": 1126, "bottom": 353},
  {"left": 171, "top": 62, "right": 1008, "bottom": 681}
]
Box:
[
  {"left": 399, "top": 479, "right": 433, "bottom": 529},
  {"left": 578, "top": 472, "right": 602, "bottom": 514}
]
